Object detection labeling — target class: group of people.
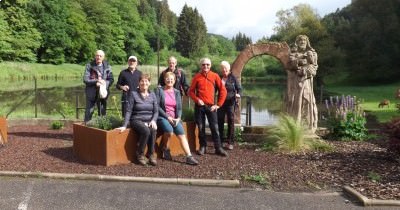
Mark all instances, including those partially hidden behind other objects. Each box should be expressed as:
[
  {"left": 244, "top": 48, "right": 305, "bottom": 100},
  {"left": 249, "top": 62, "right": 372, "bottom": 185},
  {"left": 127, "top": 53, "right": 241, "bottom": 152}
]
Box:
[{"left": 83, "top": 51, "right": 241, "bottom": 166}]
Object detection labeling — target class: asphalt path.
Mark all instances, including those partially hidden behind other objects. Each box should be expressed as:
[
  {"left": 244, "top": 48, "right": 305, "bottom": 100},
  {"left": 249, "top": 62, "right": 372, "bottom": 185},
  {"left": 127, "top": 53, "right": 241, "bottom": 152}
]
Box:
[{"left": 0, "top": 177, "right": 396, "bottom": 210}]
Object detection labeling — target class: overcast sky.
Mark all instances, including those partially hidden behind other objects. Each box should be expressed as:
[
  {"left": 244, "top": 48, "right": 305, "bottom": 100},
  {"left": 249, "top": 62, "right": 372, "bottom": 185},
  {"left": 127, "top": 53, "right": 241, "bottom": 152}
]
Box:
[{"left": 168, "top": 0, "right": 351, "bottom": 41}]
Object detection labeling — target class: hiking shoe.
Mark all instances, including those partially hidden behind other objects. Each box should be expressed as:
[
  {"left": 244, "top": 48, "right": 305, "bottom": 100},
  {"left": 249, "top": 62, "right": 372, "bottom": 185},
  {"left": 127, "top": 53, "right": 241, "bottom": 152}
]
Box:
[
  {"left": 162, "top": 148, "right": 172, "bottom": 160},
  {"left": 186, "top": 156, "right": 199, "bottom": 165},
  {"left": 137, "top": 155, "right": 148, "bottom": 166},
  {"left": 197, "top": 146, "right": 206, "bottom": 155},
  {"left": 215, "top": 147, "right": 228, "bottom": 157},
  {"left": 149, "top": 154, "right": 157, "bottom": 166}
]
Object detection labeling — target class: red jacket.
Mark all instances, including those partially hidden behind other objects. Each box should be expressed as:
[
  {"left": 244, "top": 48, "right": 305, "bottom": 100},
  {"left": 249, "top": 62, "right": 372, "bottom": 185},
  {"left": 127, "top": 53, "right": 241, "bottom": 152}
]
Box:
[{"left": 189, "top": 70, "right": 227, "bottom": 106}]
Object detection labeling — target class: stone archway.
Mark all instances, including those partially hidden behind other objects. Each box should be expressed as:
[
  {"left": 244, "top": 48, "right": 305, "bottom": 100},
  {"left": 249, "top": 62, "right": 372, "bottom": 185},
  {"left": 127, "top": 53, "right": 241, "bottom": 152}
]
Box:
[{"left": 231, "top": 42, "right": 290, "bottom": 125}]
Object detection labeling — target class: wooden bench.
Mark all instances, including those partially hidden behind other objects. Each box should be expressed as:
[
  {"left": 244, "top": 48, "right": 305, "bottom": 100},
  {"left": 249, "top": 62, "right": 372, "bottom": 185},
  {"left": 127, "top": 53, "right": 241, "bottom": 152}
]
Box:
[
  {"left": 73, "top": 122, "right": 199, "bottom": 166},
  {"left": 0, "top": 117, "right": 7, "bottom": 145}
]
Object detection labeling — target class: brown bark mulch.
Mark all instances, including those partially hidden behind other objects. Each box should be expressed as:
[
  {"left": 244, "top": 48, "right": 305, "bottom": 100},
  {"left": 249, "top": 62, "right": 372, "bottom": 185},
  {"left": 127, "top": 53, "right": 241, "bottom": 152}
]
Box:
[{"left": 0, "top": 125, "right": 399, "bottom": 200}]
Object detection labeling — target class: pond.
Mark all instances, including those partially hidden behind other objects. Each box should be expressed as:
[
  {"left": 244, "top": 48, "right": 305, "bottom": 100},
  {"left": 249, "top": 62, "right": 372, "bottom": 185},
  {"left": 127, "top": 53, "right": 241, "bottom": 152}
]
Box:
[{"left": 0, "top": 78, "right": 285, "bottom": 126}]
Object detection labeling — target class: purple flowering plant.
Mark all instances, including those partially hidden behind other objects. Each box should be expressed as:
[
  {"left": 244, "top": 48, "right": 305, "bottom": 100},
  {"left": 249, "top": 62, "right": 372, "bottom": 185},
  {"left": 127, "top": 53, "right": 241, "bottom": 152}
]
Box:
[{"left": 324, "top": 95, "right": 367, "bottom": 141}]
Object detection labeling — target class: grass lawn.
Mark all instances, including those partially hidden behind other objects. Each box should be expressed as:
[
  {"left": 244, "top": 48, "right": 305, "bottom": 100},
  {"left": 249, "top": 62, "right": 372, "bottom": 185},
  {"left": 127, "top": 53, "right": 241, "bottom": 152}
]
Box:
[{"left": 326, "top": 82, "right": 400, "bottom": 123}]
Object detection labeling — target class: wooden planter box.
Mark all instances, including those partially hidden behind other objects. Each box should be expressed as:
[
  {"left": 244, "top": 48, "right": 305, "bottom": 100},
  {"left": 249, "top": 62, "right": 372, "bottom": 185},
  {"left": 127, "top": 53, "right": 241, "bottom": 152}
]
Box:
[
  {"left": 73, "top": 121, "right": 199, "bottom": 166},
  {"left": 73, "top": 123, "right": 137, "bottom": 166},
  {"left": 0, "top": 117, "right": 7, "bottom": 144}
]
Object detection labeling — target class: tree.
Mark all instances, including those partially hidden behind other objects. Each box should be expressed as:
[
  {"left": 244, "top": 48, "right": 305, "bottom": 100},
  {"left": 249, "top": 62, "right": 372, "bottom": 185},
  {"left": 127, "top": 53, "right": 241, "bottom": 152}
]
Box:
[
  {"left": 1, "top": 0, "right": 41, "bottom": 62},
  {"left": 0, "top": 10, "right": 13, "bottom": 61},
  {"left": 337, "top": 0, "right": 400, "bottom": 83},
  {"left": 207, "top": 34, "right": 235, "bottom": 56},
  {"left": 176, "top": 4, "right": 207, "bottom": 58},
  {"left": 28, "top": 0, "right": 71, "bottom": 64},
  {"left": 232, "top": 32, "right": 252, "bottom": 51},
  {"left": 64, "top": 0, "right": 96, "bottom": 64},
  {"left": 80, "top": 0, "right": 126, "bottom": 64},
  {"left": 273, "top": 3, "right": 338, "bottom": 85}
]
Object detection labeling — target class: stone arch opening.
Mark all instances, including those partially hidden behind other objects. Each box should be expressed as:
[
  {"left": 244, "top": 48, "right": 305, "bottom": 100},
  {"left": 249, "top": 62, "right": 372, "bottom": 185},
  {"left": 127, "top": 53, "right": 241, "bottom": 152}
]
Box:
[{"left": 231, "top": 42, "right": 290, "bottom": 125}]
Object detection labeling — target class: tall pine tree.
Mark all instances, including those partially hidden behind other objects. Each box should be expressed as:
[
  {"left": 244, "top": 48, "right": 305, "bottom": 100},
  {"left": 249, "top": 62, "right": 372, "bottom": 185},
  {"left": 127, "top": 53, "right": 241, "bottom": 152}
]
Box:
[{"left": 176, "top": 4, "right": 207, "bottom": 58}]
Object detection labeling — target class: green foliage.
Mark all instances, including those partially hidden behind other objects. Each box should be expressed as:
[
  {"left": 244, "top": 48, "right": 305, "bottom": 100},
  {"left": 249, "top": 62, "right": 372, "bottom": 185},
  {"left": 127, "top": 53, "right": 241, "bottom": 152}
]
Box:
[
  {"left": 181, "top": 107, "right": 195, "bottom": 122},
  {"left": 232, "top": 32, "right": 252, "bottom": 51},
  {"left": 367, "top": 171, "right": 381, "bottom": 183},
  {"left": 86, "top": 115, "right": 123, "bottom": 130},
  {"left": 234, "top": 127, "right": 243, "bottom": 143},
  {"left": 242, "top": 173, "right": 270, "bottom": 187},
  {"left": 324, "top": 95, "right": 367, "bottom": 141},
  {"left": 1, "top": 1, "right": 42, "bottom": 62},
  {"left": 50, "top": 120, "right": 64, "bottom": 130},
  {"left": 176, "top": 5, "right": 207, "bottom": 58},
  {"left": 265, "top": 114, "right": 308, "bottom": 152}
]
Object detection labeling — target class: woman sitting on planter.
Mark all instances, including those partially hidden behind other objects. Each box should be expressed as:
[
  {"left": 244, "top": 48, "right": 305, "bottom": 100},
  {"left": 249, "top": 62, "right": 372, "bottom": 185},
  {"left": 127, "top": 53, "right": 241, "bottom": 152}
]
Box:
[
  {"left": 117, "top": 74, "right": 159, "bottom": 166},
  {"left": 155, "top": 72, "right": 199, "bottom": 165}
]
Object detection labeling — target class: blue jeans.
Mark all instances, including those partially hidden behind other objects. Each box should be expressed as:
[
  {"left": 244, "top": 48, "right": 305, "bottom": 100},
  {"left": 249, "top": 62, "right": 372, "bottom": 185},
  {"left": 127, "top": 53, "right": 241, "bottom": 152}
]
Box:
[
  {"left": 194, "top": 105, "right": 222, "bottom": 148},
  {"left": 130, "top": 120, "right": 156, "bottom": 156},
  {"left": 157, "top": 118, "right": 185, "bottom": 135}
]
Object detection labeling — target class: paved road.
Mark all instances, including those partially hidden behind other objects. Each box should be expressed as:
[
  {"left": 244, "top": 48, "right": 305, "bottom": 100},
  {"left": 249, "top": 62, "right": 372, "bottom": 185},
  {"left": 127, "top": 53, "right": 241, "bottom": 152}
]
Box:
[{"left": 0, "top": 177, "right": 396, "bottom": 210}]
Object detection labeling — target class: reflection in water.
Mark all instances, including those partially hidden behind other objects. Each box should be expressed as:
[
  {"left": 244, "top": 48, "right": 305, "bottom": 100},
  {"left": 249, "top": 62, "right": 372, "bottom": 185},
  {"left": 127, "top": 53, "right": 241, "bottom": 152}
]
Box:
[{"left": 0, "top": 79, "right": 285, "bottom": 126}]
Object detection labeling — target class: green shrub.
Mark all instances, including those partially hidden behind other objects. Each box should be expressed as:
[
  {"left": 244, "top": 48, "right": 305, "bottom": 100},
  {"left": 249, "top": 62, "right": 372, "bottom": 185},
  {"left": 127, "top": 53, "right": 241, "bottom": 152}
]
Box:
[
  {"left": 324, "top": 95, "right": 367, "bottom": 141},
  {"left": 50, "top": 120, "right": 64, "bottom": 130},
  {"left": 86, "top": 115, "right": 123, "bottom": 130},
  {"left": 265, "top": 114, "right": 308, "bottom": 152},
  {"left": 182, "top": 107, "right": 195, "bottom": 122}
]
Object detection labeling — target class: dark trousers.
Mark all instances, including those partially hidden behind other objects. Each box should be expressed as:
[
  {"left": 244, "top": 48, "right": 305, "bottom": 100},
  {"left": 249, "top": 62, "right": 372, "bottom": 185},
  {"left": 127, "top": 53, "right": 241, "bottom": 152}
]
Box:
[
  {"left": 195, "top": 105, "right": 222, "bottom": 149},
  {"left": 130, "top": 120, "right": 156, "bottom": 156},
  {"left": 121, "top": 92, "right": 127, "bottom": 118},
  {"left": 84, "top": 97, "right": 107, "bottom": 122},
  {"left": 217, "top": 105, "right": 235, "bottom": 144}
]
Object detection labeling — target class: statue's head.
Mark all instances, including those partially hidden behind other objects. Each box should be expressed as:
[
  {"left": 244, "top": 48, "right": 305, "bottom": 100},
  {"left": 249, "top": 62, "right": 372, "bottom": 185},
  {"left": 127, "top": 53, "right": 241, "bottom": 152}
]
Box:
[{"left": 295, "top": 35, "right": 312, "bottom": 51}]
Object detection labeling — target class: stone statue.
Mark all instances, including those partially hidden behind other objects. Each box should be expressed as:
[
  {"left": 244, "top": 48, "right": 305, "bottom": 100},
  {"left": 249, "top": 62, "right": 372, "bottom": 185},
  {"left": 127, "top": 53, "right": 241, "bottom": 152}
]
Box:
[{"left": 286, "top": 35, "right": 318, "bottom": 133}]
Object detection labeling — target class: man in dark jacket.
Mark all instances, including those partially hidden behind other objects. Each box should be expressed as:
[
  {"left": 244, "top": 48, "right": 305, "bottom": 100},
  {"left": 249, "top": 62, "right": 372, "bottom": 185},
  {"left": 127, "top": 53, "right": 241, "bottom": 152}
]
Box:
[
  {"left": 83, "top": 50, "right": 114, "bottom": 122},
  {"left": 158, "top": 56, "right": 189, "bottom": 97},
  {"left": 116, "top": 55, "right": 142, "bottom": 117}
]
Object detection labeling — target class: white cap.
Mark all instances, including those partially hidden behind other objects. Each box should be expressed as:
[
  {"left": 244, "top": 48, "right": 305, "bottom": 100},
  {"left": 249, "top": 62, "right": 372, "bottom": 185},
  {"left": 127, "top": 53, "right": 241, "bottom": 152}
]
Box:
[{"left": 128, "top": 55, "right": 137, "bottom": 61}]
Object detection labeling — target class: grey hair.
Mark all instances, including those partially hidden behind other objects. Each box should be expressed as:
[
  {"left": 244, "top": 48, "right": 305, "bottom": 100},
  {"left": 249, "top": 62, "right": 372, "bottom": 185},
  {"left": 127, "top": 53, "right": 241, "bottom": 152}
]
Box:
[
  {"left": 220, "top": 61, "right": 230, "bottom": 70},
  {"left": 199, "top": 57, "right": 211, "bottom": 65}
]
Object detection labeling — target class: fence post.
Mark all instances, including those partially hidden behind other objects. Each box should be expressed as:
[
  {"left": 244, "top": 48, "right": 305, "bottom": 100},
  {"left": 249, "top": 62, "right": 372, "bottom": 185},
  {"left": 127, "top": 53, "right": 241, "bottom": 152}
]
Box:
[
  {"left": 75, "top": 92, "right": 79, "bottom": 119},
  {"left": 34, "top": 76, "right": 37, "bottom": 118}
]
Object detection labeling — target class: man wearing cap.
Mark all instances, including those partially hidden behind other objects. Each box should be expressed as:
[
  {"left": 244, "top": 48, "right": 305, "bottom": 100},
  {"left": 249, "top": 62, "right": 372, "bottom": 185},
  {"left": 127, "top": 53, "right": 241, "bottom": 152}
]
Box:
[
  {"left": 83, "top": 50, "right": 114, "bottom": 122},
  {"left": 116, "top": 55, "right": 142, "bottom": 117}
]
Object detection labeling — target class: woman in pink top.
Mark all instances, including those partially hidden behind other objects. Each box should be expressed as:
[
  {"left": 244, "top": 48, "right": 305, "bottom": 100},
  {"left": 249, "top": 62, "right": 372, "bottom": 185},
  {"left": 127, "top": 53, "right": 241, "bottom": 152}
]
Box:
[{"left": 155, "top": 72, "right": 199, "bottom": 165}]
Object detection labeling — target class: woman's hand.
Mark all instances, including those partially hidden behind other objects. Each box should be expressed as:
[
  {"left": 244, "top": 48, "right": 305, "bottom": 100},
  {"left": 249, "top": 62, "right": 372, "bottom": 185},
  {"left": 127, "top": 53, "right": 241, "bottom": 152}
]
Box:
[
  {"left": 235, "top": 94, "right": 241, "bottom": 98},
  {"left": 149, "top": 121, "right": 157, "bottom": 130},
  {"left": 116, "top": 126, "right": 126, "bottom": 133}
]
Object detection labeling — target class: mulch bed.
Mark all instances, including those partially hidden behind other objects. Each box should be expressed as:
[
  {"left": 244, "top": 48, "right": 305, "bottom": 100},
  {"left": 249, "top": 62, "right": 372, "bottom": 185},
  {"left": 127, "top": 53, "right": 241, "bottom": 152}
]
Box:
[{"left": 0, "top": 125, "right": 399, "bottom": 200}]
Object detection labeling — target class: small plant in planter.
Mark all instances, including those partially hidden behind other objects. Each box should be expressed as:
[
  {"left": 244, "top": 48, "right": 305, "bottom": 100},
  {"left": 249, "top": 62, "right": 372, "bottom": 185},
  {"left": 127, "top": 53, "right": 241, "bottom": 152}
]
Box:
[{"left": 86, "top": 115, "right": 123, "bottom": 130}]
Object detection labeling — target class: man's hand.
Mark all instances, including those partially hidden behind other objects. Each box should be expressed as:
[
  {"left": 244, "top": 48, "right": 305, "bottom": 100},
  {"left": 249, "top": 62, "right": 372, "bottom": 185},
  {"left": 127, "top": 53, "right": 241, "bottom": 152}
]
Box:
[
  {"left": 121, "top": 85, "right": 129, "bottom": 92},
  {"left": 198, "top": 99, "right": 205, "bottom": 106},
  {"left": 210, "top": 105, "right": 219, "bottom": 112}
]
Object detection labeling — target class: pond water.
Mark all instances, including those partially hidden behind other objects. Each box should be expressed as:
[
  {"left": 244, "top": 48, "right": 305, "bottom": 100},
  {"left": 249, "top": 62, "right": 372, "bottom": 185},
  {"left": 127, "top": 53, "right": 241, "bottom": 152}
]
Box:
[{"left": 0, "top": 78, "right": 285, "bottom": 126}]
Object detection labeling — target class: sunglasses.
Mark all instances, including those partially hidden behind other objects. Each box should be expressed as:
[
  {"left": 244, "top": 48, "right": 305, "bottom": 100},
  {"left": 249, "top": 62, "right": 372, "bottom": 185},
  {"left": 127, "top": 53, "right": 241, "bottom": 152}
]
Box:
[
  {"left": 129, "top": 59, "right": 137, "bottom": 62},
  {"left": 201, "top": 63, "right": 210, "bottom": 66}
]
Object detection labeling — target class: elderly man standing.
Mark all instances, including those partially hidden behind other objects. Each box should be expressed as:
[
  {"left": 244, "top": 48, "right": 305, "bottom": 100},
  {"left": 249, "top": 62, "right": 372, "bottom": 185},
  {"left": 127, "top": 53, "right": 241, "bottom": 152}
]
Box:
[
  {"left": 158, "top": 56, "right": 189, "bottom": 97},
  {"left": 188, "top": 57, "right": 228, "bottom": 157},
  {"left": 83, "top": 50, "right": 114, "bottom": 122},
  {"left": 116, "top": 55, "right": 142, "bottom": 117}
]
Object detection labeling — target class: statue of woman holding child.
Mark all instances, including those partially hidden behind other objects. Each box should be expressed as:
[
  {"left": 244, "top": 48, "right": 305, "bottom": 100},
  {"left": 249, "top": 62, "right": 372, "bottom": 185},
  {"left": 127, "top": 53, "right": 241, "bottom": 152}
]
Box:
[{"left": 286, "top": 35, "right": 318, "bottom": 133}]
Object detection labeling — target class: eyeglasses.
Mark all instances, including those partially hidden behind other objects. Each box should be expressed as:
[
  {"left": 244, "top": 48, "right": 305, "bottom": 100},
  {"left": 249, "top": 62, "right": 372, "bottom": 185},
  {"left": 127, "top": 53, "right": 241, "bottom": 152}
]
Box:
[{"left": 201, "top": 63, "right": 210, "bottom": 66}]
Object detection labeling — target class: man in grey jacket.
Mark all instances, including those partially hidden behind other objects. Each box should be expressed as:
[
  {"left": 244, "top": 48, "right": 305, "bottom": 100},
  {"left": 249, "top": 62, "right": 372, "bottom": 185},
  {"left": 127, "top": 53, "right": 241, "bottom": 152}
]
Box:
[{"left": 83, "top": 50, "right": 114, "bottom": 122}]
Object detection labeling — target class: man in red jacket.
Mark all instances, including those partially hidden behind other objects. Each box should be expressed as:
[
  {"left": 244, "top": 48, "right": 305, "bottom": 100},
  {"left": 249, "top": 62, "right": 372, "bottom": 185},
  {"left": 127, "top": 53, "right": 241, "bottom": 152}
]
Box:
[{"left": 189, "top": 58, "right": 228, "bottom": 156}]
